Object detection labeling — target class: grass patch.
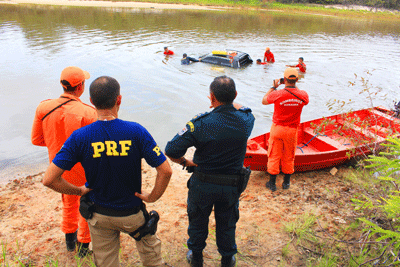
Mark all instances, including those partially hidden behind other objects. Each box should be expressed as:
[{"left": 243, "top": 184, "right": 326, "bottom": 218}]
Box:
[{"left": 284, "top": 212, "right": 317, "bottom": 243}]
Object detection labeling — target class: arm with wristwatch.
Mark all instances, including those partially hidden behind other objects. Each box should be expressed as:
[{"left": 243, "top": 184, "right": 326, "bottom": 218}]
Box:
[{"left": 262, "top": 78, "right": 283, "bottom": 105}]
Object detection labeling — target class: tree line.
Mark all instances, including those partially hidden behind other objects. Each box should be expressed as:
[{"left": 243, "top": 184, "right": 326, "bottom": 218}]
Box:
[{"left": 276, "top": 0, "right": 400, "bottom": 11}]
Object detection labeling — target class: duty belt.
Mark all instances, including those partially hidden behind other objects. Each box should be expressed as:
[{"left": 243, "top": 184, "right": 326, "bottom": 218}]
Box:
[
  {"left": 195, "top": 171, "right": 240, "bottom": 186},
  {"left": 93, "top": 204, "right": 141, "bottom": 217}
]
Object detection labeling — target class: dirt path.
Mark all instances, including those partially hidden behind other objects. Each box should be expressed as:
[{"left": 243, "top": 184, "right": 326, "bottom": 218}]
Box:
[{"left": 0, "top": 155, "right": 361, "bottom": 266}]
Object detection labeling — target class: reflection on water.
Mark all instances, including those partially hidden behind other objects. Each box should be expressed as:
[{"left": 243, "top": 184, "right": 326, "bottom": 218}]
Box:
[{"left": 0, "top": 4, "right": 399, "bottom": 183}]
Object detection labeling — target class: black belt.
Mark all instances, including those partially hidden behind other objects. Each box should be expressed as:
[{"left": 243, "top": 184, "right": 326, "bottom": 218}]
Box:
[
  {"left": 195, "top": 171, "right": 240, "bottom": 186},
  {"left": 93, "top": 204, "right": 141, "bottom": 217}
]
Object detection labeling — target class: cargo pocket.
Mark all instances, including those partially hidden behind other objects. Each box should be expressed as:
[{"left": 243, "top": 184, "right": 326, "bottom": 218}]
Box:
[
  {"left": 267, "top": 139, "right": 274, "bottom": 157},
  {"left": 122, "top": 212, "right": 146, "bottom": 233}
]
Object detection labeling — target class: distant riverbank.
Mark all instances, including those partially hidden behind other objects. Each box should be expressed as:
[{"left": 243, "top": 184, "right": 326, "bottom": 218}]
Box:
[
  {"left": 1, "top": 0, "right": 223, "bottom": 10},
  {"left": 2, "top": 0, "right": 399, "bottom": 21}
]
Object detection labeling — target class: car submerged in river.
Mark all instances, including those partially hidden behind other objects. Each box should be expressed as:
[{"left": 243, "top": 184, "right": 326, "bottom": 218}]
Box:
[{"left": 199, "top": 50, "right": 253, "bottom": 69}]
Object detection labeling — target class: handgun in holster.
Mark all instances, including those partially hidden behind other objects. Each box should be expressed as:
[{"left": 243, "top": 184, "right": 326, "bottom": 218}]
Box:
[
  {"left": 129, "top": 204, "right": 160, "bottom": 241},
  {"left": 79, "top": 195, "right": 95, "bottom": 220},
  {"left": 238, "top": 166, "right": 251, "bottom": 194}
]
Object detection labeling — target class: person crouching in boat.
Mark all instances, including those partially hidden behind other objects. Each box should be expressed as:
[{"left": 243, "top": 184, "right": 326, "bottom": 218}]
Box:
[{"left": 261, "top": 68, "right": 309, "bottom": 191}]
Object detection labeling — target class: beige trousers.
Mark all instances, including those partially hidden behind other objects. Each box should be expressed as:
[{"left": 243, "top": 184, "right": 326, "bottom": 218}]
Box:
[{"left": 87, "top": 211, "right": 163, "bottom": 267}]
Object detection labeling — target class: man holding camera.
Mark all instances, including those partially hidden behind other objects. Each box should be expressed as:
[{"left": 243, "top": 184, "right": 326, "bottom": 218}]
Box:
[
  {"left": 262, "top": 68, "right": 309, "bottom": 191},
  {"left": 42, "top": 76, "right": 172, "bottom": 267},
  {"left": 165, "top": 76, "right": 255, "bottom": 267}
]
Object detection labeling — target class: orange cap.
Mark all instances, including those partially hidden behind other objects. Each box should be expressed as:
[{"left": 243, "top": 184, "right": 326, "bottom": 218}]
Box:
[
  {"left": 60, "top": 66, "right": 90, "bottom": 88},
  {"left": 284, "top": 67, "right": 298, "bottom": 79}
]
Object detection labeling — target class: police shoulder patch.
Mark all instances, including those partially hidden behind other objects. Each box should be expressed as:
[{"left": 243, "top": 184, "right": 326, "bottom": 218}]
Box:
[{"left": 178, "top": 126, "right": 188, "bottom": 136}]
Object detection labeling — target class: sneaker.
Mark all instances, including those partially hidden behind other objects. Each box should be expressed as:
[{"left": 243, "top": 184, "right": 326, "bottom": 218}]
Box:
[
  {"left": 266, "top": 181, "right": 277, "bottom": 192},
  {"left": 282, "top": 182, "right": 290, "bottom": 189},
  {"left": 65, "top": 231, "right": 77, "bottom": 252}
]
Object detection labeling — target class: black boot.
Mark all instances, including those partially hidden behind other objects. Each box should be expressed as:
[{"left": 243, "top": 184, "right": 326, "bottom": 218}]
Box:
[
  {"left": 77, "top": 242, "right": 91, "bottom": 258},
  {"left": 221, "top": 255, "right": 236, "bottom": 267},
  {"left": 282, "top": 174, "right": 291, "bottom": 189},
  {"left": 186, "top": 250, "right": 203, "bottom": 267},
  {"left": 266, "top": 175, "right": 277, "bottom": 192},
  {"left": 65, "top": 231, "right": 77, "bottom": 252}
]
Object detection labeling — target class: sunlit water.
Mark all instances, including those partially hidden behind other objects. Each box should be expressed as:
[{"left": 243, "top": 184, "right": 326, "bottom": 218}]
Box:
[{"left": 0, "top": 5, "right": 399, "bottom": 184}]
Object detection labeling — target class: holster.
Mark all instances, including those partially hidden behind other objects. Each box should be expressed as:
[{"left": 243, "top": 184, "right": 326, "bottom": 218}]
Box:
[
  {"left": 129, "top": 203, "right": 160, "bottom": 241},
  {"left": 79, "top": 195, "right": 95, "bottom": 220},
  {"left": 237, "top": 167, "right": 251, "bottom": 194}
]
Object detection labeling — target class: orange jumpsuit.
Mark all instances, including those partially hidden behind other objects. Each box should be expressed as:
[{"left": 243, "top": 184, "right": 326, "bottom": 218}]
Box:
[
  {"left": 31, "top": 93, "right": 97, "bottom": 243},
  {"left": 266, "top": 87, "right": 309, "bottom": 175},
  {"left": 267, "top": 124, "right": 298, "bottom": 175}
]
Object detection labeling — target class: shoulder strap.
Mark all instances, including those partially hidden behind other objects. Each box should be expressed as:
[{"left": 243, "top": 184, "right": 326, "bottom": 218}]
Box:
[
  {"left": 41, "top": 98, "right": 75, "bottom": 121},
  {"left": 284, "top": 89, "right": 305, "bottom": 103}
]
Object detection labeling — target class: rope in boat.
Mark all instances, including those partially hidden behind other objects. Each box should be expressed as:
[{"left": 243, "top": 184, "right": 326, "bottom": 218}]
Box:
[{"left": 297, "top": 133, "right": 327, "bottom": 154}]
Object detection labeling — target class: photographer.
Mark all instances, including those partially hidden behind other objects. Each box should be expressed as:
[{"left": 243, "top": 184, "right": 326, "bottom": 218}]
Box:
[
  {"left": 42, "top": 76, "right": 172, "bottom": 267},
  {"left": 262, "top": 68, "right": 309, "bottom": 191}
]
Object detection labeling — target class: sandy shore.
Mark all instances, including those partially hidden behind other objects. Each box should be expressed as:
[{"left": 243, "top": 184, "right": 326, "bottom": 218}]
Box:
[
  {"left": 1, "top": 0, "right": 226, "bottom": 10},
  {"left": 0, "top": 151, "right": 361, "bottom": 266}
]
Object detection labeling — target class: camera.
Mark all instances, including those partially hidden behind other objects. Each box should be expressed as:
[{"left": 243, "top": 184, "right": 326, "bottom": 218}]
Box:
[{"left": 280, "top": 78, "right": 284, "bottom": 84}]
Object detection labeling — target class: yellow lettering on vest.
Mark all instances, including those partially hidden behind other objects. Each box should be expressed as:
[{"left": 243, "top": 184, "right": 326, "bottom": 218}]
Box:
[
  {"left": 120, "top": 140, "right": 131, "bottom": 156},
  {"left": 153, "top": 146, "right": 161, "bottom": 156},
  {"left": 105, "top": 141, "right": 119, "bottom": 156},
  {"left": 92, "top": 142, "right": 105, "bottom": 158}
]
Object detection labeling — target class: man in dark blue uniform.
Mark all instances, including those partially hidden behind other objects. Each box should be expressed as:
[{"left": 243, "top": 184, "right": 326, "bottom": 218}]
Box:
[
  {"left": 42, "top": 76, "right": 172, "bottom": 267},
  {"left": 165, "top": 76, "right": 255, "bottom": 267}
]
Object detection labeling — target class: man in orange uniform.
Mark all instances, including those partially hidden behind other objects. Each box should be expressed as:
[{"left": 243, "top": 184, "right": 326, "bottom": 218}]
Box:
[
  {"left": 163, "top": 46, "right": 174, "bottom": 55},
  {"left": 262, "top": 68, "right": 309, "bottom": 191},
  {"left": 263, "top": 47, "right": 275, "bottom": 63},
  {"left": 31, "top": 66, "right": 97, "bottom": 256},
  {"left": 287, "top": 57, "right": 306, "bottom": 73}
]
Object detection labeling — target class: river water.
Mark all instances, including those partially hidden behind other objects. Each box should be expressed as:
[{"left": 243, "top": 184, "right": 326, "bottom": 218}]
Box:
[{"left": 0, "top": 4, "right": 399, "bottom": 184}]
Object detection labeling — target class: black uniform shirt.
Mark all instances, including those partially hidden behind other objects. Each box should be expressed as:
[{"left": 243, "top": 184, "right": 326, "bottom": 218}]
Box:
[{"left": 165, "top": 104, "right": 255, "bottom": 175}]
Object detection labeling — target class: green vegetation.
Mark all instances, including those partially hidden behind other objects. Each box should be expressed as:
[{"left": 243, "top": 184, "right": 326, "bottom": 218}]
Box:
[
  {"left": 280, "top": 139, "right": 400, "bottom": 266},
  {"left": 358, "top": 137, "right": 400, "bottom": 264},
  {"left": 279, "top": 69, "right": 400, "bottom": 265}
]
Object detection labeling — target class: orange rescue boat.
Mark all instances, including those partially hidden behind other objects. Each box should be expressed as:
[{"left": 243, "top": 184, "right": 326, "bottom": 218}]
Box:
[{"left": 244, "top": 107, "right": 400, "bottom": 172}]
